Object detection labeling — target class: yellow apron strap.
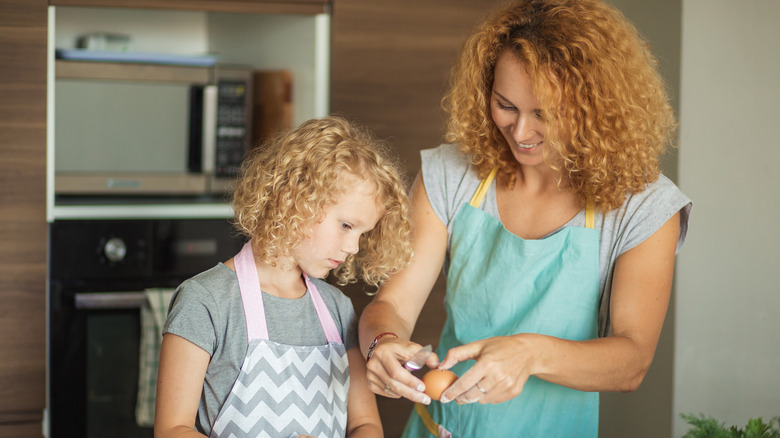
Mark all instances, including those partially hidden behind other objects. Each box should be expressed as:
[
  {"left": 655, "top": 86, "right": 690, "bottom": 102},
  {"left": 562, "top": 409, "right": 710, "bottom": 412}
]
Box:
[
  {"left": 415, "top": 403, "right": 440, "bottom": 437},
  {"left": 469, "top": 167, "right": 499, "bottom": 208},
  {"left": 585, "top": 198, "right": 595, "bottom": 229}
]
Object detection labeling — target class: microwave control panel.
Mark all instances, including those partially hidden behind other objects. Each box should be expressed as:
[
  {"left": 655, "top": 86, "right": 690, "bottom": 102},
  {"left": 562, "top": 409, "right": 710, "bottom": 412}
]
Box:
[{"left": 215, "top": 79, "right": 248, "bottom": 177}]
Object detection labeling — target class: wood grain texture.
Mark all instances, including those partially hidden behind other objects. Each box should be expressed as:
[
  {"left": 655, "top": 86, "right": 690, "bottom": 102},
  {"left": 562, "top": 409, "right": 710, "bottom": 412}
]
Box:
[
  {"left": 330, "top": 2, "right": 500, "bottom": 436},
  {"left": 0, "top": 0, "right": 48, "bottom": 434},
  {"left": 330, "top": 0, "right": 497, "bottom": 179}
]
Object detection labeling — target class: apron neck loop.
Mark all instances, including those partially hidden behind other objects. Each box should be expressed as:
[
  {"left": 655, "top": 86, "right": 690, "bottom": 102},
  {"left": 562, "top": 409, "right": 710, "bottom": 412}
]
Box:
[
  {"left": 469, "top": 167, "right": 499, "bottom": 208},
  {"left": 585, "top": 198, "right": 595, "bottom": 229}
]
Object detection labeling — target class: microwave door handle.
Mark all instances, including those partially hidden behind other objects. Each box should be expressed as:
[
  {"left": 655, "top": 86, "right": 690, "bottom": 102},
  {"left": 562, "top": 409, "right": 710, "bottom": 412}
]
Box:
[
  {"left": 74, "top": 291, "right": 148, "bottom": 309},
  {"left": 202, "top": 84, "right": 218, "bottom": 175}
]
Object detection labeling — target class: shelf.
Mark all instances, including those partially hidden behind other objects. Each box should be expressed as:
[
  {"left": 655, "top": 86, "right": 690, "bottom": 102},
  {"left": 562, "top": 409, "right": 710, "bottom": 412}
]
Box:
[
  {"left": 51, "top": 202, "right": 234, "bottom": 220},
  {"left": 56, "top": 59, "right": 212, "bottom": 83},
  {"left": 48, "top": 0, "right": 330, "bottom": 15}
]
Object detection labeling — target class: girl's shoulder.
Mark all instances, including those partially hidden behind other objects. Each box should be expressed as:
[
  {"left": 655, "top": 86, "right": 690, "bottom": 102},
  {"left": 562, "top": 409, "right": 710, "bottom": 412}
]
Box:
[{"left": 308, "top": 277, "right": 355, "bottom": 313}]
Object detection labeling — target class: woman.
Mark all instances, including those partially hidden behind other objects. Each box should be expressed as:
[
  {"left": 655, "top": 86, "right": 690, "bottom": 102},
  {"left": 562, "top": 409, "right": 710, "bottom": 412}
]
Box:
[{"left": 358, "top": 0, "right": 692, "bottom": 436}]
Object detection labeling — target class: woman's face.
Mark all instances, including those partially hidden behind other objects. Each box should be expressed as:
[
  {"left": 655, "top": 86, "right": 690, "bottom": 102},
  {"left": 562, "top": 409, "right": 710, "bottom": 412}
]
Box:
[{"left": 491, "top": 50, "right": 547, "bottom": 168}]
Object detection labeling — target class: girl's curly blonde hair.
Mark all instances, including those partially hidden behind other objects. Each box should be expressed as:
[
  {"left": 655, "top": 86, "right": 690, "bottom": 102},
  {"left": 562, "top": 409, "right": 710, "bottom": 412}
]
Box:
[
  {"left": 444, "top": 0, "right": 677, "bottom": 211},
  {"left": 232, "top": 115, "right": 413, "bottom": 287}
]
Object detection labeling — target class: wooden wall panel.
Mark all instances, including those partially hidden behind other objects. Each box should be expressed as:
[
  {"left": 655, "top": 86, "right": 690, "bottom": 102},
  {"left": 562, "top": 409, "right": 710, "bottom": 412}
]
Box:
[
  {"left": 330, "top": 2, "right": 497, "bottom": 436},
  {"left": 331, "top": 0, "right": 495, "bottom": 179},
  {"left": 0, "top": 0, "right": 49, "bottom": 435}
]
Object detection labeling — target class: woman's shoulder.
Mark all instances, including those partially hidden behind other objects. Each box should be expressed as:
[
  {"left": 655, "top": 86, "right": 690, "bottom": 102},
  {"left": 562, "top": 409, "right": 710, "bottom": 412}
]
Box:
[
  {"left": 603, "top": 174, "right": 692, "bottom": 254},
  {"left": 625, "top": 174, "right": 692, "bottom": 214},
  {"left": 421, "top": 144, "right": 482, "bottom": 225},
  {"left": 421, "top": 143, "right": 472, "bottom": 173}
]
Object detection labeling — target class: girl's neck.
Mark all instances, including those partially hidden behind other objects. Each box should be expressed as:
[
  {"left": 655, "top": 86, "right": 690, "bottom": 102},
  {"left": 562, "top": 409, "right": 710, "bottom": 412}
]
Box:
[
  {"left": 256, "top": 259, "right": 307, "bottom": 299},
  {"left": 225, "top": 256, "right": 307, "bottom": 299}
]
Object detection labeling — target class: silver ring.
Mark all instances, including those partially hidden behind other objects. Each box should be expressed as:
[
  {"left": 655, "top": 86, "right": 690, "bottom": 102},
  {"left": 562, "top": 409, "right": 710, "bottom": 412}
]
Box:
[
  {"left": 384, "top": 383, "right": 391, "bottom": 393},
  {"left": 476, "top": 382, "right": 487, "bottom": 394}
]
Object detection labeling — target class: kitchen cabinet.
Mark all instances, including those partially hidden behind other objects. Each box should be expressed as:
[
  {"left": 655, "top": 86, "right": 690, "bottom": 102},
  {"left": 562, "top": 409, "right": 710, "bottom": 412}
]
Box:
[{"left": 0, "top": 0, "right": 48, "bottom": 436}]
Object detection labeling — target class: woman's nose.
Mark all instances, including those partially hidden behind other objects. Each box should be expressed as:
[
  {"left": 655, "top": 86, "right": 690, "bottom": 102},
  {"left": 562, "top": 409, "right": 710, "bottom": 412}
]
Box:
[{"left": 512, "top": 115, "right": 539, "bottom": 143}]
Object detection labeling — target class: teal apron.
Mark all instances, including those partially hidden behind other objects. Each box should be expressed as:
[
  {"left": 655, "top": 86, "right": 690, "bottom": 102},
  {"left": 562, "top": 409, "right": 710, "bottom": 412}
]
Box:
[{"left": 403, "top": 168, "right": 601, "bottom": 438}]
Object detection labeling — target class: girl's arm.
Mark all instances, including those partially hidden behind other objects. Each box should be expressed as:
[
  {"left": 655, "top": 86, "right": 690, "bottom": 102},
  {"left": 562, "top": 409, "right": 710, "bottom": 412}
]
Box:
[
  {"left": 344, "top": 347, "right": 383, "bottom": 437},
  {"left": 154, "top": 333, "right": 211, "bottom": 438},
  {"left": 438, "top": 211, "right": 682, "bottom": 404},
  {"left": 358, "top": 171, "right": 449, "bottom": 404}
]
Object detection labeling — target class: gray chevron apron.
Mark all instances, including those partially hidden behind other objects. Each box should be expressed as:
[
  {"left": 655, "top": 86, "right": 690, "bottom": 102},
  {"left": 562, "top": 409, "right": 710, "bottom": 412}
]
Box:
[
  {"left": 404, "top": 168, "right": 600, "bottom": 437},
  {"left": 210, "top": 241, "right": 349, "bottom": 438}
]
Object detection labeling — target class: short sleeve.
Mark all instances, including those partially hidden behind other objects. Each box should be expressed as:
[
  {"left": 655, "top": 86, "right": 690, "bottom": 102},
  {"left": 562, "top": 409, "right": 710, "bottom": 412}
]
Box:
[
  {"left": 420, "top": 144, "right": 481, "bottom": 228},
  {"left": 606, "top": 174, "right": 693, "bottom": 258},
  {"left": 163, "top": 278, "right": 220, "bottom": 355}
]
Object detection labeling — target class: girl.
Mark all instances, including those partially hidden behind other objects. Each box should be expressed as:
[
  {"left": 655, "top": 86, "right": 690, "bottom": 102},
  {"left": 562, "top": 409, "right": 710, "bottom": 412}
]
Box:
[{"left": 155, "top": 116, "right": 413, "bottom": 438}]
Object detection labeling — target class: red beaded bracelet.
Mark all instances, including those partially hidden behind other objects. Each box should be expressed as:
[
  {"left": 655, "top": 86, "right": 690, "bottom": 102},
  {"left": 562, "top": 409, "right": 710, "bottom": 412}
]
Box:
[{"left": 365, "top": 332, "right": 398, "bottom": 362}]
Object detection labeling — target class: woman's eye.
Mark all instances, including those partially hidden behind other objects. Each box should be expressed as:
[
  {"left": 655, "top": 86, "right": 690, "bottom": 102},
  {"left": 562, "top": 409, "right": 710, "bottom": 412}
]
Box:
[
  {"left": 497, "top": 102, "right": 516, "bottom": 111},
  {"left": 340, "top": 222, "right": 352, "bottom": 230},
  {"left": 534, "top": 110, "right": 543, "bottom": 119}
]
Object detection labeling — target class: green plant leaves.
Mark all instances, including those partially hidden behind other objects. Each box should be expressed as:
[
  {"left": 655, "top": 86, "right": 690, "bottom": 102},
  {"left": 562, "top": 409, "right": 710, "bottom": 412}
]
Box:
[{"left": 681, "top": 413, "right": 780, "bottom": 438}]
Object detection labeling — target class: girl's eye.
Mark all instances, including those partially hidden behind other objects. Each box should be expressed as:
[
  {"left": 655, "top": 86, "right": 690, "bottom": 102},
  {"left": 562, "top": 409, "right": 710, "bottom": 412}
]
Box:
[
  {"left": 534, "top": 110, "right": 543, "bottom": 119},
  {"left": 340, "top": 222, "right": 352, "bottom": 231}
]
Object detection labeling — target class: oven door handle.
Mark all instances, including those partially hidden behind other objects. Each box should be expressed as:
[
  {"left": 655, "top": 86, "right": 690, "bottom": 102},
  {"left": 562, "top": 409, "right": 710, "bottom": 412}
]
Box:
[{"left": 75, "top": 291, "right": 149, "bottom": 309}]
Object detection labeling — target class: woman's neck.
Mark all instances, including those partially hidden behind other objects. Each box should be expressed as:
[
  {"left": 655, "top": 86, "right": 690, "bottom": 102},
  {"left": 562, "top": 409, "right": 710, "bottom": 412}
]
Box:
[{"left": 511, "top": 162, "right": 569, "bottom": 195}]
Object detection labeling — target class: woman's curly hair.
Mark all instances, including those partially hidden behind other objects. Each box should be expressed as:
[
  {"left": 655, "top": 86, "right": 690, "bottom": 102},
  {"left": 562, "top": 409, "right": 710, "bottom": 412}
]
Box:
[
  {"left": 443, "top": 0, "right": 677, "bottom": 211},
  {"left": 232, "top": 115, "right": 413, "bottom": 287}
]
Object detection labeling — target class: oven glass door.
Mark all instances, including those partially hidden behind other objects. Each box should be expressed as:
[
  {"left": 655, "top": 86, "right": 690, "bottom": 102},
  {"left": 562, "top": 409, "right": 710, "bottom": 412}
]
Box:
[
  {"left": 87, "top": 308, "right": 152, "bottom": 437},
  {"left": 50, "top": 289, "right": 153, "bottom": 438}
]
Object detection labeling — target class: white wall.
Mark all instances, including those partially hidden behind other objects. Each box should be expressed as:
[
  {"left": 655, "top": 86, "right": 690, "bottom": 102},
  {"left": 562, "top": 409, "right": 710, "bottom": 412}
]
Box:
[{"left": 675, "top": 1, "right": 780, "bottom": 435}]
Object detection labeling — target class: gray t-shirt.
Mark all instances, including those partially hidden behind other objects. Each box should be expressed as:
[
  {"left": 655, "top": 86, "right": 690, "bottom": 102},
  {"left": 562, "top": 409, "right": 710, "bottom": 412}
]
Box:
[
  {"left": 422, "top": 143, "right": 692, "bottom": 336},
  {"left": 163, "top": 263, "right": 358, "bottom": 435}
]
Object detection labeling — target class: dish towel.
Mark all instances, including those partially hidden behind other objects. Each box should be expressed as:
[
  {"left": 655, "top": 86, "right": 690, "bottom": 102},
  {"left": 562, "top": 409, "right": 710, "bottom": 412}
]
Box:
[{"left": 136, "top": 288, "right": 175, "bottom": 427}]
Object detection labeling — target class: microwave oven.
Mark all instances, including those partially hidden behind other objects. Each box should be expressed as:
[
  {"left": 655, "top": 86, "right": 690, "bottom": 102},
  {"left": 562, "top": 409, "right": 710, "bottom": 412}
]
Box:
[{"left": 54, "top": 61, "right": 289, "bottom": 197}]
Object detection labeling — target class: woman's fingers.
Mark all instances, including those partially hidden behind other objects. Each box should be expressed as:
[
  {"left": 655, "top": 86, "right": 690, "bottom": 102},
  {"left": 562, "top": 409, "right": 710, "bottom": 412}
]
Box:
[
  {"left": 365, "top": 340, "right": 433, "bottom": 404},
  {"left": 438, "top": 336, "right": 533, "bottom": 404}
]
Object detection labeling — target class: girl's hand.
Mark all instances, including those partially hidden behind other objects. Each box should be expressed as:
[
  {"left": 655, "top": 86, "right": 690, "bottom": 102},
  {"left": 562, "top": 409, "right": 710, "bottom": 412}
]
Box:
[
  {"left": 437, "top": 334, "right": 538, "bottom": 405},
  {"left": 365, "top": 338, "right": 437, "bottom": 405}
]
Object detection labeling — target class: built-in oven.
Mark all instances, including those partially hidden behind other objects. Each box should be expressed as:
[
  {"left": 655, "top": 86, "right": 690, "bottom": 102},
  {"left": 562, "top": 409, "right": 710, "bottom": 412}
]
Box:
[{"left": 48, "top": 218, "right": 245, "bottom": 437}]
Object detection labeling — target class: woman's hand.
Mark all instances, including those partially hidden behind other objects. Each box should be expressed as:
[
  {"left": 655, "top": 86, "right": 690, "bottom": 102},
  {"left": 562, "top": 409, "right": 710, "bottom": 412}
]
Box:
[
  {"left": 365, "top": 338, "right": 437, "bottom": 405},
  {"left": 437, "top": 334, "right": 539, "bottom": 405}
]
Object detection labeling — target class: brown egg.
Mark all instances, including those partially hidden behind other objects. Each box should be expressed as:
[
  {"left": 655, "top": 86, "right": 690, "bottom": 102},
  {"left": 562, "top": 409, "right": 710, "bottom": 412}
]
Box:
[{"left": 422, "top": 369, "right": 458, "bottom": 401}]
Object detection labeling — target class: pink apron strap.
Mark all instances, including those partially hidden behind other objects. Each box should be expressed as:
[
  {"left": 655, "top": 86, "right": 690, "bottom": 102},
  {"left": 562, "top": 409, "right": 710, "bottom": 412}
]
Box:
[
  {"left": 303, "top": 274, "right": 343, "bottom": 344},
  {"left": 234, "top": 241, "right": 269, "bottom": 341},
  {"left": 235, "top": 240, "right": 343, "bottom": 344}
]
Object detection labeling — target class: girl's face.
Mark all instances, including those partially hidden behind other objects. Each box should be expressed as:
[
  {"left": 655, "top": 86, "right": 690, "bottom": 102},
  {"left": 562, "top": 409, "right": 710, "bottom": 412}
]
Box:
[
  {"left": 491, "top": 50, "right": 547, "bottom": 168},
  {"left": 292, "top": 174, "right": 384, "bottom": 279}
]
